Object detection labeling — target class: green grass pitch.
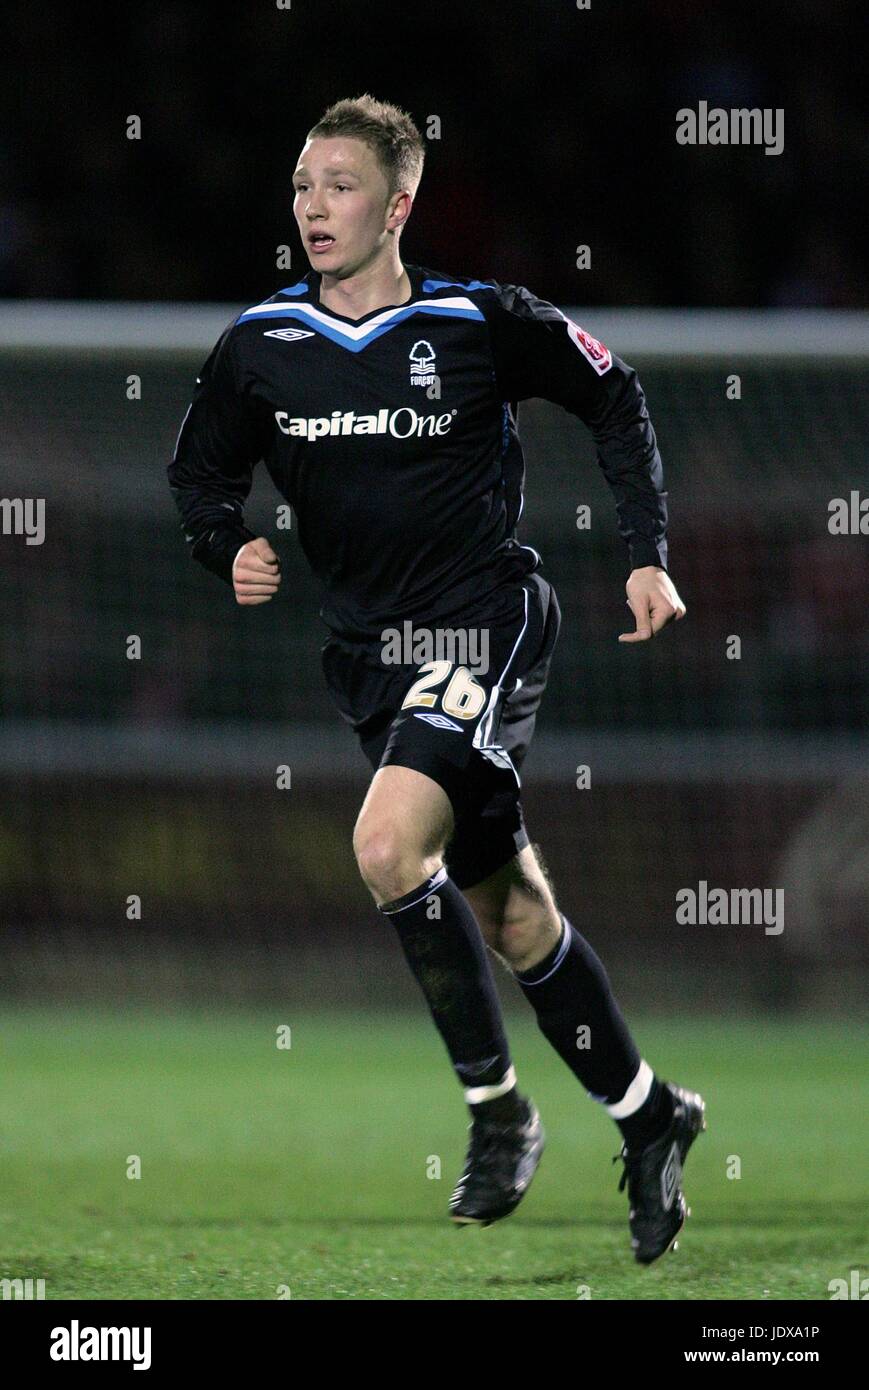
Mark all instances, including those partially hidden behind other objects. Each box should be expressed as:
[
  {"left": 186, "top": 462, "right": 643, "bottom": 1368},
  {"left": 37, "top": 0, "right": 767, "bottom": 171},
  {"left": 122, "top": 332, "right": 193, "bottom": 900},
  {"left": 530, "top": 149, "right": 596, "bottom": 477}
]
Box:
[{"left": 1, "top": 1008, "right": 866, "bottom": 1300}]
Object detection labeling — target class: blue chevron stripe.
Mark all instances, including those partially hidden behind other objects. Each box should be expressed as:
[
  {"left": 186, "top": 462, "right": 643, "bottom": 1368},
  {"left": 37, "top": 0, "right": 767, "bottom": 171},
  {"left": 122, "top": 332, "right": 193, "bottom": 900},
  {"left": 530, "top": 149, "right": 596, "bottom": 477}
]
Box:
[
  {"left": 277, "top": 277, "right": 493, "bottom": 297},
  {"left": 421, "top": 278, "right": 495, "bottom": 293},
  {"left": 236, "top": 299, "right": 484, "bottom": 351}
]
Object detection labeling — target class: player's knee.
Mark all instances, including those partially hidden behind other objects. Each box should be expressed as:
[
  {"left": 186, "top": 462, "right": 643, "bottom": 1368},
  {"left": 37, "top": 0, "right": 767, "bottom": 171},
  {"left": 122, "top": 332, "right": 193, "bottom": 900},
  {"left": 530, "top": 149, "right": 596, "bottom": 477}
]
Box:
[
  {"left": 353, "top": 827, "right": 433, "bottom": 901},
  {"left": 353, "top": 825, "right": 391, "bottom": 886}
]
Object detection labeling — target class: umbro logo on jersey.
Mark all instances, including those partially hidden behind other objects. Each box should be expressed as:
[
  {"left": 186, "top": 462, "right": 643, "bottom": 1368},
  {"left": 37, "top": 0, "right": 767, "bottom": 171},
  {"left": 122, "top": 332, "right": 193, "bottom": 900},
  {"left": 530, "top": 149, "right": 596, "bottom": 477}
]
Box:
[
  {"left": 409, "top": 338, "right": 436, "bottom": 387},
  {"left": 413, "top": 712, "right": 464, "bottom": 733},
  {"left": 263, "top": 328, "right": 316, "bottom": 343}
]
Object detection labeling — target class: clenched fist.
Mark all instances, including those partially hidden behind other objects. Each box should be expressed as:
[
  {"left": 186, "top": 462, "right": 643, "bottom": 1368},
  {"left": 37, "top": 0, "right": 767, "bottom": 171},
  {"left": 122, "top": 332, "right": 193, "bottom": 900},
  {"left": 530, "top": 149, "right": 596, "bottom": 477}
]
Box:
[
  {"left": 619, "top": 565, "right": 686, "bottom": 642},
  {"left": 232, "top": 537, "right": 281, "bottom": 605}
]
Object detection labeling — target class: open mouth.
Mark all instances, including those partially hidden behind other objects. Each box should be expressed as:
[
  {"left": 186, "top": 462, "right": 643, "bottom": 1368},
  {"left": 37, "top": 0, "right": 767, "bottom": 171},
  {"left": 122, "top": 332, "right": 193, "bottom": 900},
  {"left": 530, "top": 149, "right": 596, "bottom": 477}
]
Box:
[{"left": 308, "top": 233, "right": 336, "bottom": 252}]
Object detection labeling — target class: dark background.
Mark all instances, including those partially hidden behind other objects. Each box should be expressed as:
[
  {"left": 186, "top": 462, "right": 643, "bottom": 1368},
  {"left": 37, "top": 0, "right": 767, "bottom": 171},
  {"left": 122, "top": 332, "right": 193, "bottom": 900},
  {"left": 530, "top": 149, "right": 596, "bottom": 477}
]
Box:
[
  {"left": 1, "top": 2, "right": 866, "bottom": 1013},
  {"left": 1, "top": 0, "right": 866, "bottom": 306}
]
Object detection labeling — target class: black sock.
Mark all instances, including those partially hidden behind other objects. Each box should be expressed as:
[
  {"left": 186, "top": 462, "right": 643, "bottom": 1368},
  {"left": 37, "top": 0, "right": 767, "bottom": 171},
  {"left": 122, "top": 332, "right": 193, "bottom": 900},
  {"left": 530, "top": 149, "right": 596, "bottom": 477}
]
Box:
[
  {"left": 616, "top": 1075, "right": 675, "bottom": 1150},
  {"left": 515, "top": 912, "right": 670, "bottom": 1141},
  {"left": 515, "top": 912, "right": 639, "bottom": 1097},
  {"left": 379, "top": 867, "right": 520, "bottom": 1114},
  {"left": 469, "top": 1090, "right": 527, "bottom": 1125}
]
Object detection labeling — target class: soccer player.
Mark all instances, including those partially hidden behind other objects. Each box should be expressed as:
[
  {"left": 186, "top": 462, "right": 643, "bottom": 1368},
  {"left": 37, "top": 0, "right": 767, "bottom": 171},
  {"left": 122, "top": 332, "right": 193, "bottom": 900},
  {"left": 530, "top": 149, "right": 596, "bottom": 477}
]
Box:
[{"left": 168, "top": 94, "right": 706, "bottom": 1264}]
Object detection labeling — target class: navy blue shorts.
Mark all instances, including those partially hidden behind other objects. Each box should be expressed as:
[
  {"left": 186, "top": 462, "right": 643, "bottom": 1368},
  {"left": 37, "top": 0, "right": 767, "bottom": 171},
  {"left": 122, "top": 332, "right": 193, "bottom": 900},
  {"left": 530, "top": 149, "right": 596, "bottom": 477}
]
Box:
[{"left": 320, "top": 571, "right": 561, "bottom": 891}]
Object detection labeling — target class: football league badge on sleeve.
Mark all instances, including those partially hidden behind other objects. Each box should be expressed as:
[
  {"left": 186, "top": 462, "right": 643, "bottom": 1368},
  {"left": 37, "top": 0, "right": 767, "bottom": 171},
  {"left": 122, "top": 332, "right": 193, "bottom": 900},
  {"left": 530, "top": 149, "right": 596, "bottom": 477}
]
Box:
[{"left": 564, "top": 318, "right": 613, "bottom": 375}]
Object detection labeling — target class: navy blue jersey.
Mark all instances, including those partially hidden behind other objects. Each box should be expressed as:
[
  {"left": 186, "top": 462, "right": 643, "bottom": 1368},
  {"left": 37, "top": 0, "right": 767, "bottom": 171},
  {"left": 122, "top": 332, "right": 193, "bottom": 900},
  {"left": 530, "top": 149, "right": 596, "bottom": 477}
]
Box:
[{"left": 167, "top": 262, "right": 668, "bottom": 640}]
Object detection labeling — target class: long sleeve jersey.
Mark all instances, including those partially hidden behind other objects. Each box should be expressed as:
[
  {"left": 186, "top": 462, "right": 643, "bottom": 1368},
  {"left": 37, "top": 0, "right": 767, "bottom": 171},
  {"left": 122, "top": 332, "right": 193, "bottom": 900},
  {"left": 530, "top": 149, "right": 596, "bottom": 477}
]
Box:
[{"left": 167, "top": 262, "right": 668, "bottom": 641}]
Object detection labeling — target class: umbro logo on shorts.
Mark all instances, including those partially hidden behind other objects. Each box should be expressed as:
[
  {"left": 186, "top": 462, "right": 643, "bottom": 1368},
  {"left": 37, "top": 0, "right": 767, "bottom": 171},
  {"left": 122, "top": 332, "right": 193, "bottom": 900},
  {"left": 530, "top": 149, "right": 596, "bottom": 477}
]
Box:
[
  {"left": 413, "top": 712, "right": 464, "bottom": 733},
  {"left": 263, "top": 328, "right": 316, "bottom": 342}
]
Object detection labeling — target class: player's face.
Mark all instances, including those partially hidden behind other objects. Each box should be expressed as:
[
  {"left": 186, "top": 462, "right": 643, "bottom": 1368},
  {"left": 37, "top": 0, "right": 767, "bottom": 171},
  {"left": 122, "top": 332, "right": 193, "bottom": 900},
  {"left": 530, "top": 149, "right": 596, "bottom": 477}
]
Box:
[{"left": 292, "top": 137, "right": 400, "bottom": 277}]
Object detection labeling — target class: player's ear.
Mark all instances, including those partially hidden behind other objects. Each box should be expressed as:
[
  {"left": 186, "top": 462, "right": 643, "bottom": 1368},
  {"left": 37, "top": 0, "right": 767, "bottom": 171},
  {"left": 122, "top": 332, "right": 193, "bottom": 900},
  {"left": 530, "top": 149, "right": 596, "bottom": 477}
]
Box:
[{"left": 387, "top": 189, "right": 412, "bottom": 231}]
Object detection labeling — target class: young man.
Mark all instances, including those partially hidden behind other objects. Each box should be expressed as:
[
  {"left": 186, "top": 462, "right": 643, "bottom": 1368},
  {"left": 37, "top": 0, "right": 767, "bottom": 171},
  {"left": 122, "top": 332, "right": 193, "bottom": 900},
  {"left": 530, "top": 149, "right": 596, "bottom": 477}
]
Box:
[{"left": 167, "top": 94, "right": 705, "bottom": 1264}]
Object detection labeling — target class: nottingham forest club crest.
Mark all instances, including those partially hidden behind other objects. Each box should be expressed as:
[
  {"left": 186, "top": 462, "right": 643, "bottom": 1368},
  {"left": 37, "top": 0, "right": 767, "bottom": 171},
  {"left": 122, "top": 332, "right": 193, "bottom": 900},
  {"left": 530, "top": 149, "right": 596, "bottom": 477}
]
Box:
[{"left": 409, "top": 339, "right": 436, "bottom": 387}]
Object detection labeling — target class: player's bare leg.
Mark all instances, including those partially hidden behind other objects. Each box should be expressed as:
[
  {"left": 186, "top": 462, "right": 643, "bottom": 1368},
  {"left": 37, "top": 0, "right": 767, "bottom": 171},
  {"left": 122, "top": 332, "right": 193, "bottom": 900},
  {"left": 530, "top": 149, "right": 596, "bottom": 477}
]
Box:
[
  {"left": 353, "top": 764, "right": 454, "bottom": 905},
  {"left": 463, "top": 842, "right": 562, "bottom": 972},
  {"left": 465, "top": 840, "right": 706, "bottom": 1262},
  {"left": 353, "top": 764, "right": 545, "bottom": 1225}
]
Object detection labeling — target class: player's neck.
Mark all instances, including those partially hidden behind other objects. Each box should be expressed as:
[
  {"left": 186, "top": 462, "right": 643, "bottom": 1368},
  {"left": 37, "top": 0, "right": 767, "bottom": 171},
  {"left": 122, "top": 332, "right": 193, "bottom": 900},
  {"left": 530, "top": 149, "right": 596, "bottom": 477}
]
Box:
[{"left": 317, "top": 256, "right": 411, "bottom": 321}]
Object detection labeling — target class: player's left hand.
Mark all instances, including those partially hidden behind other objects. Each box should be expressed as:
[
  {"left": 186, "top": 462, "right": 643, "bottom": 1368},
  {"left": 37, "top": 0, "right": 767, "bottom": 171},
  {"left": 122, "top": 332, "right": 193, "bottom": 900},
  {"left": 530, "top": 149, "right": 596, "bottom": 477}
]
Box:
[{"left": 619, "top": 565, "right": 686, "bottom": 642}]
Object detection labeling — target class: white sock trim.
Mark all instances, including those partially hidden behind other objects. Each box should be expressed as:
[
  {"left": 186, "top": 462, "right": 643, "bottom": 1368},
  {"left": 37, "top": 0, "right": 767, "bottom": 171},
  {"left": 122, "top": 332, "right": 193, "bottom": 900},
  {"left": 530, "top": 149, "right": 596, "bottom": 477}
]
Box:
[
  {"left": 463, "top": 1064, "right": 517, "bottom": 1105},
  {"left": 379, "top": 865, "right": 448, "bottom": 914},
  {"left": 604, "top": 1059, "right": 654, "bottom": 1119},
  {"left": 517, "top": 912, "right": 570, "bottom": 986}
]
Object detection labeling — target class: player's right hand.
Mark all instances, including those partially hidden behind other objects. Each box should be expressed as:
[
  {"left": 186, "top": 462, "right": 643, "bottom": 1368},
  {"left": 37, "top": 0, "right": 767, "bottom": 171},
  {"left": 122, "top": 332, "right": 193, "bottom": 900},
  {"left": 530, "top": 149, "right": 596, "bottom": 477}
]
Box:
[{"left": 232, "top": 537, "right": 281, "bottom": 605}]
